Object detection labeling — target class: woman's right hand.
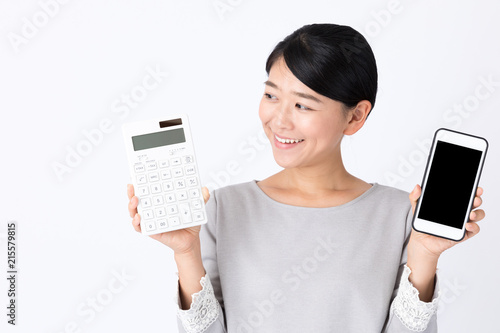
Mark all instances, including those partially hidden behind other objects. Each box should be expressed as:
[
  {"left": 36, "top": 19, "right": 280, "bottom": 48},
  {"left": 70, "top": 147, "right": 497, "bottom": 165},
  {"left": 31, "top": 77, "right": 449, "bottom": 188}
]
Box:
[{"left": 127, "top": 184, "right": 210, "bottom": 255}]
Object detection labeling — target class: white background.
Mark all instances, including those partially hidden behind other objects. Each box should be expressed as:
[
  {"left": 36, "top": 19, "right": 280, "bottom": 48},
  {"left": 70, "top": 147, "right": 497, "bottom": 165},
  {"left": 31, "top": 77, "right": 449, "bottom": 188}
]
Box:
[{"left": 1, "top": 0, "right": 499, "bottom": 332}]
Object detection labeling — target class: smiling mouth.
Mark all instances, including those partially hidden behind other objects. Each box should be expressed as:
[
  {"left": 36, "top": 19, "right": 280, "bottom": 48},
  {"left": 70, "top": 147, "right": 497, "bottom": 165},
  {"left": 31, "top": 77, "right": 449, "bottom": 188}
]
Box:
[{"left": 274, "top": 134, "right": 304, "bottom": 144}]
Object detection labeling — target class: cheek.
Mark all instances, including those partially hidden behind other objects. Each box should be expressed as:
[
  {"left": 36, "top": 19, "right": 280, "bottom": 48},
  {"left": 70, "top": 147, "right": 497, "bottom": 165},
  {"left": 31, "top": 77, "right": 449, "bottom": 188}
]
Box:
[
  {"left": 258, "top": 99, "right": 272, "bottom": 123},
  {"left": 303, "top": 118, "right": 344, "bottom": 144},
  {"left": 299, "top": 117, "right": 325, "bottom": 137}
]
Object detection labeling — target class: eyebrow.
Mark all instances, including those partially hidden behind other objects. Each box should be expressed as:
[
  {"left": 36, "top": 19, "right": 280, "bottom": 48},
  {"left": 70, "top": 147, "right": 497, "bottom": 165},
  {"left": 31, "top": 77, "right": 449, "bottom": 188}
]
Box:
[{"left": 264, "top": 80, "right": 323, "bottom": 104}]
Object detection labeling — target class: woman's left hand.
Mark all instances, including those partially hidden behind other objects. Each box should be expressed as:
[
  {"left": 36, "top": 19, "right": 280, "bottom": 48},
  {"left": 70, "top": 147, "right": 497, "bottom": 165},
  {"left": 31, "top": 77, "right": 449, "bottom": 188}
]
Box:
[{"left": 408, "top": 185, "right": 485, "bottom": 259}]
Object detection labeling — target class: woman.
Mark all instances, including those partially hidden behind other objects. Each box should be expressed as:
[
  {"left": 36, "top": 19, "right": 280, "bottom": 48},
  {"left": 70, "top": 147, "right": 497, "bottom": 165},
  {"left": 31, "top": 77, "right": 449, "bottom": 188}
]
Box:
[{"left": 127, "top": 24, "right": 485, "bottom": 332}]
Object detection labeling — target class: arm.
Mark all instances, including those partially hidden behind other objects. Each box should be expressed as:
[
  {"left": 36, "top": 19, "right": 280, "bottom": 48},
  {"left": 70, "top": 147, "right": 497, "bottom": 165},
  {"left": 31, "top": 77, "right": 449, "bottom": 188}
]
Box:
[
  {"left": 406, "top": 237, "right": 439, "bottom": 302},
  {"left": 126, "top": 184, "right": 225, "bottom": 332},
  {"left": 383, "top": 207, "right": 441, "bottom": 333},
  {"left": 175, "top": 241, "right": 207, "bottom": 310},
  {"left": 174, "top": 189, "right": 227, "bottom": 333},
  {"left": 404, "top": 185, "right": 485, "bottom": 293},
  {"left": 402, "top": 185, "right": 485, "bottom": 303},
  {"left": 384, "top": 184, "right": 485, "bottom": 332}
]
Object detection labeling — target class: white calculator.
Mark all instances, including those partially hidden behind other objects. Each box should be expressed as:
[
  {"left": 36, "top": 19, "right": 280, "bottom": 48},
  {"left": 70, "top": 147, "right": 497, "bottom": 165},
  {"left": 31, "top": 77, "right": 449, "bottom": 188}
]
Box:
[{"left": 122, "top": 115, "right": 207, "bottom": 235}]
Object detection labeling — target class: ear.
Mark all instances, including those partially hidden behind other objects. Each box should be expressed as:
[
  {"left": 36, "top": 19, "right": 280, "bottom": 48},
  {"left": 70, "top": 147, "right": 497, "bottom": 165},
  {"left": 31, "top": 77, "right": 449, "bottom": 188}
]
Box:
[{"left": 343, "top": 100, "right": 372, "bottom": 136}]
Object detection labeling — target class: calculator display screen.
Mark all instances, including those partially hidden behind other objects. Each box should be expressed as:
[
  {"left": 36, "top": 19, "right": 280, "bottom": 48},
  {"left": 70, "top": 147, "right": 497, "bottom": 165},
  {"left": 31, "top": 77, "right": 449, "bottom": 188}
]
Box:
[{"left": 132, "top": 128, "right": 186, "bottom": 151}]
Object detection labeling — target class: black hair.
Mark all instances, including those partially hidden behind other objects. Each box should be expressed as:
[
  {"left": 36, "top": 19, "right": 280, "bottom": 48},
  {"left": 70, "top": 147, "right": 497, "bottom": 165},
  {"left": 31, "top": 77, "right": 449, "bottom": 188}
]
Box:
[{"left": 266, "top": 23, "right": 378, "bottom": 116}]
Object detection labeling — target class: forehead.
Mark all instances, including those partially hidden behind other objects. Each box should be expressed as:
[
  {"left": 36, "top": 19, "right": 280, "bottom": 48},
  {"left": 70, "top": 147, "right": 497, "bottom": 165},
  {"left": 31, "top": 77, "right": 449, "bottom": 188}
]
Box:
[
  {"left": 268, "top": 58, "right": 307, "bottom": 89},
  {"left": 267, "top": 57, "right": 324, "bottom": 99}
]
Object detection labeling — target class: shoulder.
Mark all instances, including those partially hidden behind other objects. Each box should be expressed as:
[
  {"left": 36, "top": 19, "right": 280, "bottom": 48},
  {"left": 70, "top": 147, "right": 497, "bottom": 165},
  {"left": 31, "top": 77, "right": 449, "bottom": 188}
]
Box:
[
  {"left": 358, "top": 183, "right": 412, "bottom": 233},
  {"left": 210, "top": 180, "right": 256, "bottom": 199},
  {"left": 204, "top": 181, "right": 263, "bottom": 227},
  {"left": 371, "top": 183, "right": 414, "bottom": 237},
  {"left": 370, "top": 183, "right": 411, "bottom": 208},
  {"left": 375, "top": 183, "right": 410, "bottom": 201},
  {"left": 207, "top": 180, "right": 260, "bottom": 209}
]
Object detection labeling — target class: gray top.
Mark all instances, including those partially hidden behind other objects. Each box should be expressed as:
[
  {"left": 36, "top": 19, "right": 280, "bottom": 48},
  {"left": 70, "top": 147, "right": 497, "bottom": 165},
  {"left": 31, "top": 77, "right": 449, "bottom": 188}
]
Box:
[{"left": 175, "top": 180, "right": 439, "bottom": 333}]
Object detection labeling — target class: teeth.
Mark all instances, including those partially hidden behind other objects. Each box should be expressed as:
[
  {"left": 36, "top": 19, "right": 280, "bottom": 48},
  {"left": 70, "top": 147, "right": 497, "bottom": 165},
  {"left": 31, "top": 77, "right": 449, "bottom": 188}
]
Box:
[{"left": 275, "top": 134, "right": 304, "bottom": 144}]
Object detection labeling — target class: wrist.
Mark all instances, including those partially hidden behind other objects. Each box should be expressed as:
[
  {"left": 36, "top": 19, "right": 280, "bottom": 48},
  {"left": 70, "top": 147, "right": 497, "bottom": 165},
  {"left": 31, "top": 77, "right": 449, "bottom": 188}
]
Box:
[
  {"left": 175, "top": 243, "right": 203, "bottom": 267},
  {"left": 408, "top": 238, "right": 441, "bottom": 262},
  {"left": 407, "top": 244, "right": 439, "bottom": 278},
  {"left": 406, "top": 242, "right": 439, "bottom": 302}
]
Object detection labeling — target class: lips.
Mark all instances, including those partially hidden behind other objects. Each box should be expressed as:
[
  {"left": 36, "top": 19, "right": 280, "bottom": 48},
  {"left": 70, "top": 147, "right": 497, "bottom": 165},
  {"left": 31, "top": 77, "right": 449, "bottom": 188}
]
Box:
[{"left": 274, "top": 134, "right": 304, "bottom": 144}]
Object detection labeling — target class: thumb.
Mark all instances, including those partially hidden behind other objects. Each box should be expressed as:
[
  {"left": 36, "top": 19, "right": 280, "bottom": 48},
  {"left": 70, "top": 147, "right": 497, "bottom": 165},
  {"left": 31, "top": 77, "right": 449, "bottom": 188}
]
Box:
[
  {"left": 202, "top": 186, "right": 210, "bottom": 205},
  {"left": 409, "top": 184, "right": 421, "bottom": 215}
]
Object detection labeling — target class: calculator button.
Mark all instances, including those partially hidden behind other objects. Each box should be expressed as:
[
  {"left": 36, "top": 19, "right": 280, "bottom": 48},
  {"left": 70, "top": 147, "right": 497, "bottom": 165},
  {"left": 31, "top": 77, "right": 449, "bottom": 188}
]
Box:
[
  {"left": 142, "top": 210, "right": 154, "bottom": 220},
  {"left": 186, "top": 177, "right": 198, "bottom": 187},
  {"left": 166, "top": 205, "right": 178, "bottom": 215},
  {"left": 174, "top": 179, "right": 186, "bottom": 189},
  {"left": 138, "top": 186, "right": 149, "bottom": 196},
  {"left": 144, "top": 220, "right": 156, "bottom": 231},
  {"left": 183, "top": 155, "right": 194, "bottom": 164},
  {"left": 140, "top": 197, "right": 152, "bottom": 208},
  {"left": 150, "top": 184, "right": 161, "bottom": 194},
  {"left": 153, "top": 195, "right": 164, "bottom": 205},
  {"left": 163, "top": 181, "right": 174, "bottom": 192},
  {"left": 189, "top": 188, "right": 200, "bottom": 198},
  {"left": 171, "top": 157, "right": 182, "bottom": 166},
  {"left": 169, "top": 216, "right": 181, "bottom": 226},
  {"left": 173, "top": 168, "right": 183, "bottom": 178},
  {"left": 193, "top": 211, "right": 205, "bottom": 222},
  {"left": 146, "top": 161, "right": 157, "bottom": 171},
  {"left": 179, "top": 203, "right": 192, "bottom": 223},
  {"left": 192, "top": 199, "right": 202, "bottom": 210},
  {"left": 137, "top": 174, "right": 147, "bottom": 184},
  {"left": 134, "top": 164, "right": 145, "bottom": 173},
  {"left": 155, "top": 207, "right": 166, "bottom": 218},
  {"left": 157, "top": 219, "right": 168, "bottom": 229},
  {"left": 148, "top": 172, "right": 159, "bottom": 182},
  {"left": 159, "top": 160, "right": 169, "bottom": 168},
  {"left": 165, "top": 193, "right": 176, "bottom": 203},
  {"left": 176, "top": 190, "right": 188, "bottom": 201},
  {"left": 185, "top": 165, "right": 196, "bottom": 175},
  {"left": 160, "top": 170, "right": 172, "bottom": 180}
]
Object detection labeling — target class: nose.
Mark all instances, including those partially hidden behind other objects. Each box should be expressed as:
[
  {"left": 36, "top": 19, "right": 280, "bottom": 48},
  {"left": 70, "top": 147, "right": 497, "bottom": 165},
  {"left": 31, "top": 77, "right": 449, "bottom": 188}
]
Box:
[{"left": 273, "top": 103, "right": 294, "bottom": 130}]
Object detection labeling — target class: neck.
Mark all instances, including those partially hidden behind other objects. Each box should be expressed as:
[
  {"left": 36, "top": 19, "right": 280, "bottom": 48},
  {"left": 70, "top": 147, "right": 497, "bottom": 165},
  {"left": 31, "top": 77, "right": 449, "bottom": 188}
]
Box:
[{"left": 279, "top": 151, "right": 356, "bottom": 195}]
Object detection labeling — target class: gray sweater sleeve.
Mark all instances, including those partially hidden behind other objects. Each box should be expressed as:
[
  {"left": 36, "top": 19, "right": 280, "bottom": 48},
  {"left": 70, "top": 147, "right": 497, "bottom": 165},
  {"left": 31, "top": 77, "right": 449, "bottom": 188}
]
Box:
[
  {"left": 175, "top": 189, "right": 227, "bottom": 333},
  {"left": 383, "top": 207, "right": 440, "bottom": 332}
]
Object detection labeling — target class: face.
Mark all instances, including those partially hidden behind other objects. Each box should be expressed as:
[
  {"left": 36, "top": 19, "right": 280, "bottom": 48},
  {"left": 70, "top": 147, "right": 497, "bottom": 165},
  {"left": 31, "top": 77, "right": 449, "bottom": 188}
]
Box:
[{"left": 259, "top": 57, "right": 352, "bottom": 169}]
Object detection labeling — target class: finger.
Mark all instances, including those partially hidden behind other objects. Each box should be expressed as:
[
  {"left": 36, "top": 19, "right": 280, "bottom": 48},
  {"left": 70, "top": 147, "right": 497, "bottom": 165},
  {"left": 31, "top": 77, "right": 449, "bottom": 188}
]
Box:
[
  {"left": 472, "top": 196, "right": 483, "bottom": 209},
  {"left": 202, "top": 186, "right": 210, "bottom": 205},
  {"left": 465, "top": 221, "right": 480, "bottom": 237},
  {"left": 127, "top": 184, "right": 135, "bottom": 200},
  {"left": 128, "top": 196, "right": 138, "bottom": 218},
  {"left": 470, "top": 209, "right": 485, "bottom": 222},
  {"left": 132, "top": 213, "right": 142, "bottom": 233},
  {"left": 476, "top": 187, "right": 483, "bottom": 197},
  {"left": 409, "top": 184, "right": 421, "bottom": 215}
]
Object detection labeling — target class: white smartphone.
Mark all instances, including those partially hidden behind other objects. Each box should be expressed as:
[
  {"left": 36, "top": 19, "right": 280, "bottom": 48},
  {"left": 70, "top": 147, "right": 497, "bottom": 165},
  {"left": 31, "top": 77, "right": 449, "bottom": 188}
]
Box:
[{"left": 412, "top": 128, "right": 488, "bottom": 241}]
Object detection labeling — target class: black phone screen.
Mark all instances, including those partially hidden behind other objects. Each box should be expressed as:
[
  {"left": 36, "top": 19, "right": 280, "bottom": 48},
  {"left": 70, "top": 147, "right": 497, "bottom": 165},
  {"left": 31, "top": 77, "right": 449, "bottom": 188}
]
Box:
[{"left": 418, "top": 141, "right": 483, "bottom": 229}]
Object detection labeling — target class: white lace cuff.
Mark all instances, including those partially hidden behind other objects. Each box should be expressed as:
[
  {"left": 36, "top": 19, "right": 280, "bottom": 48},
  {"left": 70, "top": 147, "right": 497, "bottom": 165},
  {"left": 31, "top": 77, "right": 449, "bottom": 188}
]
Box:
[
  {"left": 174, "top": 272, "right": 220, "bottom": 333},
  {"left": 391, "top": 264, "right": 441, "bottom": 332}
]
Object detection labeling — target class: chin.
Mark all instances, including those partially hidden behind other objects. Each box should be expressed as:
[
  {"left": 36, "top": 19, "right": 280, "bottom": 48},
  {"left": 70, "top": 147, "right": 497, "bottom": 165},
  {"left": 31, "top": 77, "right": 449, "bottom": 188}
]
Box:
[{"left": 271, "top": 151, "right": 302, "bottom": 169}]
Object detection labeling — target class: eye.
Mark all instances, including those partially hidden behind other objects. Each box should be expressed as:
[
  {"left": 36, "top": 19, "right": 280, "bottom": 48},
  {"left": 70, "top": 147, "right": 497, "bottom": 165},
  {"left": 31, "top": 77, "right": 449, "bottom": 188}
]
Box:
[
  {"left": 296, "top": 103, "right": 311, "bottom": 111},
  {"left": 264, "top": 93, "right": 277, "bottom": 100}
]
